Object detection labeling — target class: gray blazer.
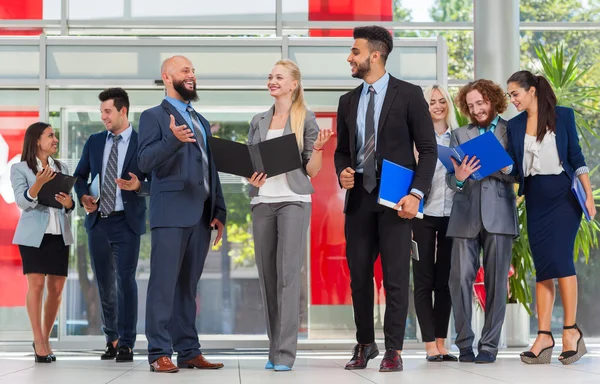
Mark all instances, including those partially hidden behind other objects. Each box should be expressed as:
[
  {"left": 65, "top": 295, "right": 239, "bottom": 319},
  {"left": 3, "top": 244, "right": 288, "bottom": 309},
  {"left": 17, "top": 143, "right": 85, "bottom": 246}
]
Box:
[
  {"left": 445, "top": 118, "right": 519, "bottom": 238},
  {"left": 10, "top": 161, "right": 74, "bottom": 248},
  {"left": 247, "top": 107, "right": 319, "bottom": 197}
]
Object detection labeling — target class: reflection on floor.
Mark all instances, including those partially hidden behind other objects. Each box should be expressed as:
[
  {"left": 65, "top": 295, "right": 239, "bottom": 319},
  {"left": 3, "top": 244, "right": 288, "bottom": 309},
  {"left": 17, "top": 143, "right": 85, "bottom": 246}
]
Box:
[{"left": 0, "top": 347, "right": 599, "bottom": 383}]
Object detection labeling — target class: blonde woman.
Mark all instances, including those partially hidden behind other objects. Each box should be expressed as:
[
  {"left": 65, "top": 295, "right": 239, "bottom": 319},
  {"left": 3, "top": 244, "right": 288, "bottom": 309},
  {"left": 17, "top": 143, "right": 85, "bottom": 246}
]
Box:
[
  {"left": 413, "top": 85, "right": 459, "bottom": 362},
  {"left": 247, "top": 59, "right": 332, "bottom": 371}
]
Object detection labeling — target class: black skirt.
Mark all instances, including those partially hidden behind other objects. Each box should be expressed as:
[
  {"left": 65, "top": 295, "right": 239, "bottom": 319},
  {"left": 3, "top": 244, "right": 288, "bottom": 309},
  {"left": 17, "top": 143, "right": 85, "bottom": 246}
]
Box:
[{"left": 19, "top": 234, "right": 69, "bottom": 277}]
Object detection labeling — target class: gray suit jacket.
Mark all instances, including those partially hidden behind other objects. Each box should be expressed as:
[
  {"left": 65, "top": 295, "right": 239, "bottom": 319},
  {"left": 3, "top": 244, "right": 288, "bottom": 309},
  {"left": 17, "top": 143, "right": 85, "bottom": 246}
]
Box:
[
  {"left": 10, "top": 161, "right": 74, "bottom": 248},
  {"left": 445, "top": 118, "right": 519, "bottom": 238},
  {"left": 247, "top": 107, "right": 319, "bottom": 197}
]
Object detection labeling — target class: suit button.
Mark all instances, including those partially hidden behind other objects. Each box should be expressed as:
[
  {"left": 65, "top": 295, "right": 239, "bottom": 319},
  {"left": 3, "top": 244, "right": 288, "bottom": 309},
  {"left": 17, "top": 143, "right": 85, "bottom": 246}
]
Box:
[{"left": 197, "top": 157, "right": 201, "bottom": 162}]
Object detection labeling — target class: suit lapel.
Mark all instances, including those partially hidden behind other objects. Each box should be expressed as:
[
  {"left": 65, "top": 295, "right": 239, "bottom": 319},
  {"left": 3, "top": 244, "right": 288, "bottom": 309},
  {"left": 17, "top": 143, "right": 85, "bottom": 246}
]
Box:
[
  {"left": 466, "top": 124, "right": 479, "bottom": 140},
  {"left": 377, "top": 77, "right": 398, "bottom": 137},
  {"left": 259, "top": 107, "right": 274, "bottom": 141},
  {"left": 121, "top": 130, "right": 137, "bottom": 178},
  {"left": 494, "top": 118, "right": 508, "bottom": 144},
  {"left": 94, "top": 132, "right": 108, "bottom": 177},
  {"left": 347, "top": 86, "right": 361, "bottom": 141}
]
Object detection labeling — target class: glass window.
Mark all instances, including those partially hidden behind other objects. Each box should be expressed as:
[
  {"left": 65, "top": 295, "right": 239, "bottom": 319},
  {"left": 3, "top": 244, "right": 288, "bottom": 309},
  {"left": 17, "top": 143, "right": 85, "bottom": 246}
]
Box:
[
  {"left": 520, "top": 0, "right": 600, "bottom": 22},
  {"left": 0, "top": 46, "right": 39, "bottom": 79}
]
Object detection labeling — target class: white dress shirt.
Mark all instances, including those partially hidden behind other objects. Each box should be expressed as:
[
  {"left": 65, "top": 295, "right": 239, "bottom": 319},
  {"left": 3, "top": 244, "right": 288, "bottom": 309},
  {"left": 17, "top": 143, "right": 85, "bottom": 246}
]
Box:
[
  {"left": 27, "top": 157, "right": 62, "bottom": 235},
  {"left": 523, "top": 132, "right": 564, "bottom": 176},
  {"left": 101, "top": 125, "right": 132, "bottom": 212},
  {"left": 423, "top": 128, "right": 455, "bottom": 217}
]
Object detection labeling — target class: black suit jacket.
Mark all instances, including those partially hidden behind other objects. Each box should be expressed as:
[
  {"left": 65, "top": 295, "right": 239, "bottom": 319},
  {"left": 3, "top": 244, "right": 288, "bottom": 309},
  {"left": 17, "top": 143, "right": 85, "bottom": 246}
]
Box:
[
  {"left": 74, "top": 129, "right": 151, "bottom": 236},
  {"left": 334, "top": 75, "right": 437, "bottom": 213}
]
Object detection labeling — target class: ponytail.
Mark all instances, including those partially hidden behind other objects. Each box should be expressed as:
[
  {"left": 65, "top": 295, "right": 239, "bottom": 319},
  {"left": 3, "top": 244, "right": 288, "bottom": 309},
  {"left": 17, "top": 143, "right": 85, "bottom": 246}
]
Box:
[{"left": 535, "top": 75, "right": 557, "bottom": 142}]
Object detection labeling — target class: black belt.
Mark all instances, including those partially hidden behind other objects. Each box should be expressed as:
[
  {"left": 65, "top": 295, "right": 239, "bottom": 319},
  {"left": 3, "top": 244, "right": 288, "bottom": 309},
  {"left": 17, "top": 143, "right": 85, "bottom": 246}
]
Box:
[{"left": 100, "top": 211, "right": 124, "bottom": 219}]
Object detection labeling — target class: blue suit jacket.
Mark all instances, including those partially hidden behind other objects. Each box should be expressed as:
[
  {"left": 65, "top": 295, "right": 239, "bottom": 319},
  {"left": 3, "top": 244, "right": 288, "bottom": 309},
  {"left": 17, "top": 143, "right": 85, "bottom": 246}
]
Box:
[
  {"left": 73, "top": 129, "right": 150, "bottom": 236},
  {"left": 506, "top": 106, "right": 587, "bottom": 196},
  {"left": 137, "top": 99, "right": 227, "bottom": 229}
]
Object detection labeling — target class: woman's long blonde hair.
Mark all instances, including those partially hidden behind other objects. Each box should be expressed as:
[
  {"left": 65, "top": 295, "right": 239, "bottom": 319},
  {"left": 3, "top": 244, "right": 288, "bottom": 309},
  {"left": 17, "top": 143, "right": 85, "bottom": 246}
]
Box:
[
  {"left": 274, "top": 59, "right": 306, "bottom": 149},
  {"left": 423, "top": 85, "right": 459, "bottom": 130}
]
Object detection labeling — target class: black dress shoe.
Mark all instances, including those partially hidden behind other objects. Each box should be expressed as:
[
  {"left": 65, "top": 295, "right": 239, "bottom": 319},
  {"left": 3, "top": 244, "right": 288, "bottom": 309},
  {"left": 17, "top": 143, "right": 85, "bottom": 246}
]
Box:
[
  {"left": 32, "top": 342, "right": 52, "bottom": 363},
  {"left": 442, "top": 353, "right": 458, "bottom": 362},
  {"left": 49, "top": 353, "right": 56, "bottom": 362},
  {"left": 426, "top": 354, "right": 443, "bottom": 362},
  {"left": 101, "top": 342, "right": 117, "bottom": 360},
  {"left": 379, "top": 349, "right": 403, "bottom": 372},
  {"left": 475, "top": 350, "right": 496, "bottom": 364},
  {"left": 459, "top": 347, "right": 475, "bottom": 362},
  {"left": 116, "top": 346, "right": 134, "bottom": 362},
  {"left": 345, "top": 342, "right": 379, "bottom": 370}
]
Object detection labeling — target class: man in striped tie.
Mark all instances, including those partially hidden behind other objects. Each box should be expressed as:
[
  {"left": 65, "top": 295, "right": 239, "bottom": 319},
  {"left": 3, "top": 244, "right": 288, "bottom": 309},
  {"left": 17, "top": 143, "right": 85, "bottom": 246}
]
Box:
[
  {"left": 334, "top": 26, "right": 437, "bottom": 372},
  {"left": 138, "top": 56, "right": 227, "bottom": 373}
]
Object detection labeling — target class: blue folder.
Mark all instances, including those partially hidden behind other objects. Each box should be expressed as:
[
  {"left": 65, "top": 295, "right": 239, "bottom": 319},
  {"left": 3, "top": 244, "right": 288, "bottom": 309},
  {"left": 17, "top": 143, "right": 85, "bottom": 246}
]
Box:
[
  {"left": 571, "top": 176, "right": 592, "bottom": 222},
  {"left": 437, "top": 131, "right": 513, "bottom": 180},
  {"left": 377, "top": 159, "right": 424, "bottom": 219}
]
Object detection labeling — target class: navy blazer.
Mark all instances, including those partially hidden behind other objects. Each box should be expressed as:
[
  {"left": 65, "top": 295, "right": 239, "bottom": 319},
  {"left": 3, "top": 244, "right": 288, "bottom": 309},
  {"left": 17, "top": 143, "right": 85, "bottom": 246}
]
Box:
[
  {"left": 73, "top": 129, "right": 151, "bottom": 236},
  {"left": 506, "top": 106, "right": 587, "bottom": 196},
  {"left": 137, "top": 99, "right": 227, "bottom": 229}
]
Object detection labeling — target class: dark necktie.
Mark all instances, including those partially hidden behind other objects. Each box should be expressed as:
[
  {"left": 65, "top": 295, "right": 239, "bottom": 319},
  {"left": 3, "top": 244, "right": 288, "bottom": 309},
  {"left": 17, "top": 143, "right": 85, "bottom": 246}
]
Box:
[
  {"left": 186, "top": 106, "right": 211, "bottom": 196},
  {"left": 363, "top": 85, "right": 377, "bottom": 193},
  {"left": 100, "top": 134, "right": 122, "bottom": 215}
]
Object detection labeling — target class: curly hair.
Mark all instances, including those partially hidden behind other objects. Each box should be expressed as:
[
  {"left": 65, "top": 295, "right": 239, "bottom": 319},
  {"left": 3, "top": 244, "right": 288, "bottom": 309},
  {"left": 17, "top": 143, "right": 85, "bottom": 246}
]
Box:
[
  {"left": 456, "top": 79, "right": 508, "bottom": 119},
  {"left": 353, "top": 25, "right": 393, "bottom": 63}
]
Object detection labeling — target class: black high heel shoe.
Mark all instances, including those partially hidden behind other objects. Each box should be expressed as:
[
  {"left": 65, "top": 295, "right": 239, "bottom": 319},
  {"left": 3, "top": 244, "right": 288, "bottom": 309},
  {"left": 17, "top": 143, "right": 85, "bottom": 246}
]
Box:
[
  {"left": 520, "top": 330, "right": 554, "bottom": 364},
  {"left": 32, "top": 342, "right": 52, "bottom": 363},
  {"left": 559, "top": 324, "right": 587, "bottom": 365}
]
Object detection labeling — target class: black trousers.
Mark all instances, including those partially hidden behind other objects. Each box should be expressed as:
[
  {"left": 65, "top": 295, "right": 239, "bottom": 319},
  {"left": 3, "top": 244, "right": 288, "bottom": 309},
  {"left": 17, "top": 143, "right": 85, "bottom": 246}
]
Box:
[
  {"left": 345, "top": 176, "right": 412, "bottom": 350},
  {"left": 411, "top": 215, "right": 452, "bottom": 342}
]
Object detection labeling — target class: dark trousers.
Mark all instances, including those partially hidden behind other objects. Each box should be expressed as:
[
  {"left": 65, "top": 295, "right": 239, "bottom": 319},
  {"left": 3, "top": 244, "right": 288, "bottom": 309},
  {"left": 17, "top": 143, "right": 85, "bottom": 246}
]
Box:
[
  {"left": 411, "top": 215, "right": 452, "bottom": 342},
  {"left": 345, "top": 176, "right": 412, "bottom": 350},
  {"left": 145, "top": 205, "right": 211, "bottom": 363},
  {"left": 88, "top": 215, "right": 140, "bottom": 349}
]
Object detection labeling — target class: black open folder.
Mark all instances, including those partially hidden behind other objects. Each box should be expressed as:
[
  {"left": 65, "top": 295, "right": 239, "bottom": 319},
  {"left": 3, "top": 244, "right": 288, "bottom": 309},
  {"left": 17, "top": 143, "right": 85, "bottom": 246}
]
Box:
[
  {"left": 38, "top": 172, "right": 77, "bottom": 209},
  {"left": 208, "top": 134, "right": 302, "bottom": 178}
]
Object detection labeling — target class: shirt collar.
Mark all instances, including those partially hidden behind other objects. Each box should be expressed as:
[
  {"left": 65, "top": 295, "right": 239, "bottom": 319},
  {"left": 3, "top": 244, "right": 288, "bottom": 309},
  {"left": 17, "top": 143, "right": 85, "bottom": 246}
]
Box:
[
  {"left": 480, "top": 115, "right": 500, "bottom": 131},
  {"left": 362, "top": 72, "right": 390, "bottom": 96},
  {"left": 106, "top": 124, "right": 133, "bottom": 142},
  {"left": 165, "top": 96, "right": 192, "bottom": 114},
  {"left": 36, "top": 156, "right": 55, "bottom": 169},
  {"left": 435, "top": 127, "right": 451, "bottom": 138}
]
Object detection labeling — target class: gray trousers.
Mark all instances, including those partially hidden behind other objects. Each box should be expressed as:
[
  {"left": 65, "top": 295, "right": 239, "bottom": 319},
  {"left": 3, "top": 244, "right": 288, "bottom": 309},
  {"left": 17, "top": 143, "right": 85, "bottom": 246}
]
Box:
[
  {"left": 449, "top": 229, "right": 513, "bottom": 356},
  {"left": 252, "top": 201, "right": 311, "bottom": 368}
]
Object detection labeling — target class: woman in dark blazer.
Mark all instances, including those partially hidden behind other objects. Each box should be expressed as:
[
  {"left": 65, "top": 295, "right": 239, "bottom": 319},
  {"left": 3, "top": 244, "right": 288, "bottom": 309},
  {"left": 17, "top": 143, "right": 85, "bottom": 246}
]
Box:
[
  {"left": 505, "top": 70, "right": 596, "bottom": 365},
  {"left": 10, "top": 122, "right": 75, "bottom": 363},
  {"left": 246, "top": 59, "right": 332, "bottom": 371}
]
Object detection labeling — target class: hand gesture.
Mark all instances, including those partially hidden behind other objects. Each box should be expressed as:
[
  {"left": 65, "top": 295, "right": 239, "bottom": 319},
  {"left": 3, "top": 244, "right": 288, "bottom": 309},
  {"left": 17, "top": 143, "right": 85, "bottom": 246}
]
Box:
[
  {"left": 394, "top": 194, "right": 420, "bottom": 219},
  {"left": 81, "top": 194, "right": 98, "bottom": 213},
  {"left": 451, "top": 155, "right": 481, "bottom": 182},
  {"left": 169, "top": 115, "right": 196, "bottom": 143},
  {"left": 313, "top": 129, "right": 333, "bottom": 150},
  {"left": 211, "top": 218, "right": 224, "bottom": 246},
  {"left": 116, "top": 172, "right": 142, "bottom": 191},
  {"left": 55, "top": 192, "right": 73, "bottom": 209},
  {"left": 340, "top": 167, "right": 355, "bottom": 189},
  {"left": 247, "top": 172, "right": 267, "bottom": 188},
  {"left": 35, "top": 167, "right": 56, "bottom": 185}
]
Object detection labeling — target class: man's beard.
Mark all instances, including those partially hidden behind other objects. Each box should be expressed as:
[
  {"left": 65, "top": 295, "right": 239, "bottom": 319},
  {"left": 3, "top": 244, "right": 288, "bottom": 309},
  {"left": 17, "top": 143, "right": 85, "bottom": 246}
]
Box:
[
  {"left": 470, "top": 110, "right": 496, "bottom": 128},
  {"left": 352, "top": 57, "right": 371, "bottom": 79},
  {"left": 173, "top": 79, "right": 199, "bottom": 102}
]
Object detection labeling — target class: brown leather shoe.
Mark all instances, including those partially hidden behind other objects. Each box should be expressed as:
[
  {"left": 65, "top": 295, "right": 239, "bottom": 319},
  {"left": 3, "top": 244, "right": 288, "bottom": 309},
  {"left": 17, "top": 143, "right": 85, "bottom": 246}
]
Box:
[
  {"left": 345, "top": 342, "right": 379, "bottom": 370},
  {"left": 379, "top": 349, "right": 403, "bottom": 372},
  {"left": 178, "top": 354, "right": 224, "bottom": 369},
  {"left": 150, "top": 356, "right": 179, "bottom": 373}
]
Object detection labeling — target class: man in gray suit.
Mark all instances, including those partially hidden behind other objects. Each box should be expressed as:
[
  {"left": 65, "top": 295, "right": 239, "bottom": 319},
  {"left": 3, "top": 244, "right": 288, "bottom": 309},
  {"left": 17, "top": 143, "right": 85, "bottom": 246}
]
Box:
[{"left": 446, "top": 79, "right": 518, "bottom": 364}]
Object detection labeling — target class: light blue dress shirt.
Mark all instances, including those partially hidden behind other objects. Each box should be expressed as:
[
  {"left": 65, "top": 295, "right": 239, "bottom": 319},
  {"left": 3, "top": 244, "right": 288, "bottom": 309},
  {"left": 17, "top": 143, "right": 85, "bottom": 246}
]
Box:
[
  {"left": 165, "top": 96, "right": 208, "bottom": 147},
  {"left": 102, "top": 125, "right": 132, "bottom": 212},
  {"left": 355, "top": 72, "right": 390, "bottom": 173}
]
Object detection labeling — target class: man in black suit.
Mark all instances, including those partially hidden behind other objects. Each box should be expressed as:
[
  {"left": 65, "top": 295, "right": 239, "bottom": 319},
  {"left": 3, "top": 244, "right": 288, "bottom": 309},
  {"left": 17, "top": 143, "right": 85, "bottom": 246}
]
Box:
[
  {"left": 74, "top": 88, "right": 150, "bottom": 362},
  {"left": 334, "top": 26, "right": 437, "bottom": 372}
]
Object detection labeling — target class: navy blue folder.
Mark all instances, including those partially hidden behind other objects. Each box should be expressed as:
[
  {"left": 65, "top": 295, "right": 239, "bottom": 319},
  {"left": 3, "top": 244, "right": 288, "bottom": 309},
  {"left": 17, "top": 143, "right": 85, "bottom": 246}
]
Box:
[
  {"left": 571, "top": 176, "right": 592, "bottom": 222},
  {"left": 437, "top": 131, "right": 513, "bottom": 180},
  {"left": 377, "top": 159, "right": 424, "bottom": 219}
]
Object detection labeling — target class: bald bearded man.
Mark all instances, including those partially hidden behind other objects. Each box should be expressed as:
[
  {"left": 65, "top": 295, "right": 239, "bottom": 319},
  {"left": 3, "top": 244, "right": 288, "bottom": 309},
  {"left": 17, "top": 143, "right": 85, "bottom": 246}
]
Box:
[{"left": 138, "top": 56, "right": 227, "bottom": 373}]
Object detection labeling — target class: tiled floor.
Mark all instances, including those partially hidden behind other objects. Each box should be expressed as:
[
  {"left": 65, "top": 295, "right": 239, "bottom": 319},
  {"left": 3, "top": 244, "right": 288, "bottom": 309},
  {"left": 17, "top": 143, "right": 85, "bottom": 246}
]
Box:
[{"left": 0, "top": 347, "right": 599, "bottom": 384}]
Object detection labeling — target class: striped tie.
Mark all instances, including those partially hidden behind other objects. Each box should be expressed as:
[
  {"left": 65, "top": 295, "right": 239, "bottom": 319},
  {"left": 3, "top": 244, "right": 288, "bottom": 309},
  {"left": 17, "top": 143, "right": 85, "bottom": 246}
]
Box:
[
  {"left": 186, "top": 106, "right": 211, "bottom": 196},
  {"left": 99, "top": 134, "right": 122, "bottom": 215},
  {"left": 363, "top": 85, "right": 377, "bottom": 193}
]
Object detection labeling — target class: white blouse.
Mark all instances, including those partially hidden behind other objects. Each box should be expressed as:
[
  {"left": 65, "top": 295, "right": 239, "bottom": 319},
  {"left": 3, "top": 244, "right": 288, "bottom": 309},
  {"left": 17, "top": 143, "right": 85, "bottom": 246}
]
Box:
[
  {"left": 27, "top": 157, "right": 62, "bottom": 235},
  {"left": 523, "top": 132, "right": 564, "bottom": 177},
  {"left": 250, "top": 129, "right": 311, "bottom": 205}
]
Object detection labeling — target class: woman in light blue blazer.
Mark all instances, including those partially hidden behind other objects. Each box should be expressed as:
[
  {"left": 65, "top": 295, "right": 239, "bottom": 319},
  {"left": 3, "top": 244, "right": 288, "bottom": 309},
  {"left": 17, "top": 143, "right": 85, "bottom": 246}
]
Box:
[
  {"left": 247, "top": 59, "right": 332, "bottom": 371},
  {"left": 10, "top": 122, "right": 74, "bottom": 363}
]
